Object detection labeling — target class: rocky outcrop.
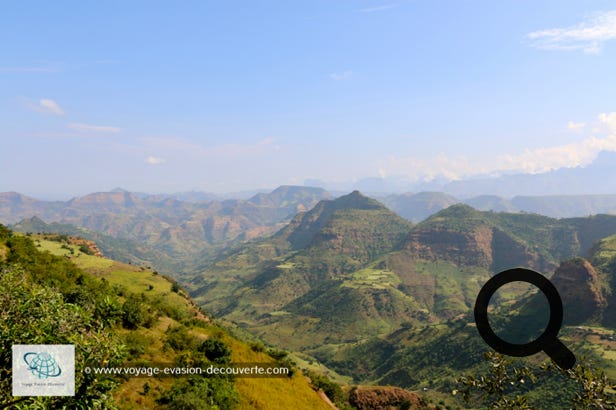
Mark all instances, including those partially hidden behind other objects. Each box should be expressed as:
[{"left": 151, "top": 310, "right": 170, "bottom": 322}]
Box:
[
  {"left": 348, "top": 386, "right": 431, "bottom": 410},
  {"left": 551, "top": 258, "right": 607, "bottom": 324},
  {"left": 405, "top": 225, "right": 546, "bottom": 273},
  {"left": 405, "top": 226, "right": 494, "bottom": 268}
]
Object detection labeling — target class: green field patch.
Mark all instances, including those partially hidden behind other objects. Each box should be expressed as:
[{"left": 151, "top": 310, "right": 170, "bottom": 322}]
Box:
[
  {"left": 412, "top": 260, "right": 491, "bottom": 315},
  {"left": 36, "top": 238, "right": 114, "bottom": 270},
  {"left": 276, "top": 262, "right": 295, "bottom": 269},
  {"left": 268, "top": 310, "right": 291, "bottom": 316},
  {"left": 342, "top": 268, "right": 398, "bottom": 289}
]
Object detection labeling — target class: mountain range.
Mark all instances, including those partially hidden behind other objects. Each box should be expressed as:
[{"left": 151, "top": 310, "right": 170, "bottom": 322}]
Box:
[
  {"left": 2, "top": 186, "right": 331, "bottom": 276},
  {"left": 4, "top": 183, "right": 616, "bottom": 408},
  {"left": 188, "top": 192, "right": 616, "bottom": 399},
  {"left": 5, "top": 185, "right": 616, "bottom": 280}
]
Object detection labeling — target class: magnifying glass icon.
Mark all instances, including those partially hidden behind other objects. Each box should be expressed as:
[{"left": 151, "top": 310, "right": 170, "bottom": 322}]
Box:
[{"left": 474, "top": 268, "right": 576, "bottom": 370}]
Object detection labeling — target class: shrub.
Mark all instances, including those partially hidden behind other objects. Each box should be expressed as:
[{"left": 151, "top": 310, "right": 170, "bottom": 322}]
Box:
[
  {"left": 198, "top": 338, "right": 232, "bottom": 364},
  {"left": 79, "top": 244, "right": 94, "bottom": 255},
  {"left": 166, "top": 325, "right": 197, "bottom": 351},
  {"left": 122, "top": 295, "right": 147, "bottom": 329}
]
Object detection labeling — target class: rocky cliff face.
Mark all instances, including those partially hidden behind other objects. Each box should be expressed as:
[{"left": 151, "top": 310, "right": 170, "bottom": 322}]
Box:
[
  {"left": 551, "top": 258, "right": 607, "bottom": 325},
  {"left": 348, "top": 386, "right": 431, "bottom": 410},
  {"left": 405, "top": 225, "right": 494, "bottom": 268},
  {"left": 405, "top": 225, "right": 548, "bottom": 273}
]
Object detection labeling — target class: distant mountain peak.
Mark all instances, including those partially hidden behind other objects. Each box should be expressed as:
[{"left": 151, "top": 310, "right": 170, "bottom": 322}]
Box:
[
  {"left": 426, "top": 203, "right": 480, "bottom": 220},
  {"left": 331, "top": 190, "right": 384, "bottom": 210},
  {"left": 274, "top": 190, "right": 407, "bottom": 251}
]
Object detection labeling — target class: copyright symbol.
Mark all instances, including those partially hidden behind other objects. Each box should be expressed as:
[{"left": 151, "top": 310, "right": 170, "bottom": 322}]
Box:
[{"left": 84, "top": 367, "right": 91, "bottom": 374}]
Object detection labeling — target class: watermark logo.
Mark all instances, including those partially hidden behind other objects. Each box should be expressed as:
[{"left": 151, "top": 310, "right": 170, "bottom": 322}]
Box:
[
  {"left": 12, "top": 345, "right": 75, "bottom": 396},
  {"left": 23, "top": 352, "right": 62, "bottom": 379}
]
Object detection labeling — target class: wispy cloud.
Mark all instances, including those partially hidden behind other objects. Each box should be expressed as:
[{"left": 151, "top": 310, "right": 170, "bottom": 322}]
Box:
[
  {"left": 567, "top": 121, "right": 586, "bottom": 131},
  {"left": 359, "top": 4, "right": 398, "bottom": 13},
  {"left": 527, "top": 10, "right": 616, "bottom": 53},
  {"left": 378, "top": 113, "right": 616, "bottom": 181},
  {"left": 68, "top": 123, "right": 121, "bottom": 133},
  {"left": 146, "top": 156, "right": 166, "bottom": 165},
  {"left": 329, "top": 70, "right": 353, "bottom": 81},
  {"left": 22, "top": 98, "right": 65, "bottom": 116}
]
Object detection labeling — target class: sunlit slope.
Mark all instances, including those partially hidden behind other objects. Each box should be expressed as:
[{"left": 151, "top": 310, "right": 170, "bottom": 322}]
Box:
[{"left": 6, "top": 231, "right": 331, "bottom": 410}]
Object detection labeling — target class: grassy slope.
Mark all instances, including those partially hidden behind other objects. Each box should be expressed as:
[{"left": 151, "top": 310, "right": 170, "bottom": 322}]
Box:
[{"left": 38, "top": 236, "right": 331, "bottom": 410}]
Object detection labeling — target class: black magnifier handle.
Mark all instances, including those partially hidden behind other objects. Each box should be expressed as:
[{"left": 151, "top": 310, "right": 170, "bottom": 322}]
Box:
[{"left": 543, "top": 338, "right": 576, "bottom": 370}]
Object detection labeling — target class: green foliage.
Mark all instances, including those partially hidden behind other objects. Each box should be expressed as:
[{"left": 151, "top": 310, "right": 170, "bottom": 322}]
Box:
[
  {"left": 122, "top": 332, "right": 152, "bottom": 356},
  {"left": 198, "top": 338, "right": 232, "bottom": 364},
  {"left": 541, "top": 359, "right": 616, "bottom": 409},
  {"left": 0, "top": 266, "right": 126, "bottom": 409},
  {"left": 250, "top": 341, "right": 266, "bottom": 352},
  {"left": 456, "top": 352, "right": 537, "bottom": 409},
  {"left": 306, "top": 370, "right": 349, "bottom": 409},
  {"left": 121, "top": 295, "right": 148, "bottom": 329},
  {"left": 160, "top": 377, "right": 239, "bottom": 410},
  {"left": 79, "top": 244, "right": 94, "bottom": 255},
  {"left": 171, "top": 281, "right": 181, "bottom": 293},
  {"left": 456, "top": 352, "right": 616, "bottom": 409},
  {"left": 166, "top": 325, "right": 198, "bottom": 351},
  {"left": 267, "top": 348, "right": 288, "bottom": 361}
]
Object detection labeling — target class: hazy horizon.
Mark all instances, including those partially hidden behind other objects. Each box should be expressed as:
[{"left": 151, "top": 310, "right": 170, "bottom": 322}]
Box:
[{"left": 2, "top": 1, "right": 616, "bottom": 197}]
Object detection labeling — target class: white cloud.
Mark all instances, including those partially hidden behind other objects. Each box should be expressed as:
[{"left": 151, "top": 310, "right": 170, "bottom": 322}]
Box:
[
  {"left": 22, "top": 98, "right": 65, "bottom": 116},
  {"left": 527, "top": 10, "right": 616, "bottom": 53},
  {"left": 39, "top": 99, "right": 65, "bottom": 115},
  {"left": 68, "top": 123, "right": 121, "bottom": 133},
  {"left": 146, "top": 156, "right": 166, "bottom": 165},
  {"left": 329, "top": 71, "right": 353, "bottom": 81},
  {"left": 498, "top": 135, "right": 616, "bottom": 173},
  {"left": 378, "top": 129, "right": 616, "bottom": 182},
  {"left": 567, "top": 121, "right": 586, "bottom": 131},
  {"left": 598, "top": 112, "right": 616, "bottom": 132}
]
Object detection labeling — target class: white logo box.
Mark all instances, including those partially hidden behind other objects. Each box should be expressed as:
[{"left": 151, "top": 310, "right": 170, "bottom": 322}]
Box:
[{"left": 12, "top": 344, "right": 75, "bottom": 397}]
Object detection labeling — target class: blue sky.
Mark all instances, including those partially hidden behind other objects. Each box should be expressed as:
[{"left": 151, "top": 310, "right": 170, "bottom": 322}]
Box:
[{"left": 2, "top": 1, "right": 616, "bottom": 198}]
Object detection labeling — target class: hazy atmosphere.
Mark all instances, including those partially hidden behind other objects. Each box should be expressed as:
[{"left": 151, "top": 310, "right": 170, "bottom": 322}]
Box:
[
  {"left": 4, "top": 3, "right": 616, "bottom": 409},
  {"left": 2, "top": 1, "right": 616, "bottom": 197}
]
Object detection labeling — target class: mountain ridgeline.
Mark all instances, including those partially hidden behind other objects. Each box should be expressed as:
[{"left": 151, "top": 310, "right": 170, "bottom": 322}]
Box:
[
  {"left": 6, "top": 187, "right": 616, "bottom": 281},
  {"left": 2, "top": 186, "right": 331, "bottom": 277},
  {"left": 190, "top": 192, "right": 616, "bottom": 392}
]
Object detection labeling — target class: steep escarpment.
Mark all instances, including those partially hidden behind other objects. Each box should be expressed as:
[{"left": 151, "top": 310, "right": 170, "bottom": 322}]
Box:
[
  {"left": 404, "top": 204, "right": 562, "bottom": 273},
  {"left": 551, "top": 258, "right": 607, "bottom": 324}
]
